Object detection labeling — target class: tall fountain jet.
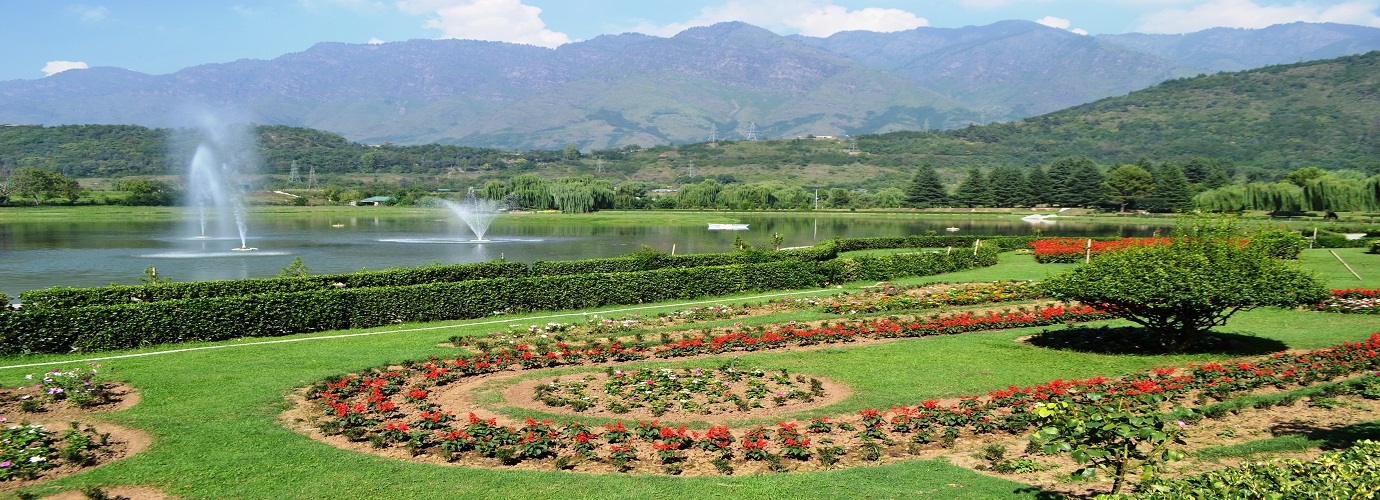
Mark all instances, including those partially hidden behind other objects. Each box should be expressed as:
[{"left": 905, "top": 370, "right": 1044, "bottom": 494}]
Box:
[
  {"left": 182, "top": 117, "right": 257, "bottom": 251},
  {"left": 439, "top": 188, "right": 503, "bottom": 242}
]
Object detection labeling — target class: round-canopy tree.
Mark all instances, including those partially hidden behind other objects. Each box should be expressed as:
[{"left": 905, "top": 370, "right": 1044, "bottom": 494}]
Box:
[{"left": 1040, "top": 233, "right": 1327, "bottom": 349}]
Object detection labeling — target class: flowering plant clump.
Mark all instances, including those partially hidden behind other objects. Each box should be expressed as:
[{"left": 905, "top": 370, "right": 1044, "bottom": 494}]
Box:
[
  {"left": 533, "top": 365, "right": 824, "bottom": 416},
  {"left": 1316, "top": 287, "right": 1380, "bottom": 314},
  {"left": 0, "top": 421, "right": 109, "bottom": 481},
  {"left": 1030, "top": 238, "right": 1172, "bottom": 263},
  {"left": 823, "top": 281, "right": 1044, "bottom": 315},
  {"left": 25, "top": 363, "right": 112, "bottom": 408}
]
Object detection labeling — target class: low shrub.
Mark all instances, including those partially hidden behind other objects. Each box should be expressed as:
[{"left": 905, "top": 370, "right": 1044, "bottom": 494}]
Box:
[{"left": 1118, "top": 440, "right": 1380, "bottom": 499}]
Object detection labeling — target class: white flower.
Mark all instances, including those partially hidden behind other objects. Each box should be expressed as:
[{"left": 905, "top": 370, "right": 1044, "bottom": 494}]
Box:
[{"left": 28, "top": 456, "right": 46, "bottom": 463}]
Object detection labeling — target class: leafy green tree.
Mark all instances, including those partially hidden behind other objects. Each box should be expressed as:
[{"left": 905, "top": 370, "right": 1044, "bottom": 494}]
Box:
[
  {"left": 953, "top": 167, "right": 995, "bottom": 207},
  {"left": 827, "top": 188, "right": 852, "bottom": 208},
  {"left": 116, "top": 178, "right": 179, "bottom": 206},
  {"left": 1040, "top": 217, "right": 1327, "bottom": 349},
  {"left": 482, "top": 180, "right": 510, "bottom": 201},
  {"left": 613, "top": 182, "right": 650, "bottom": 209},
  {"left": 13, "top": 167, "right": 78, "bottom": 205},
  {"left": 1102, "top": 164, "right": 1155, "bottom": 212},
  {"left": 278, "top": 256, "right": 313, "bottom": 277},
  {"left": 988, "top": 165, "right": 1028, "bottom": 207},
  {"left": 1286, "top": 166, "right": 1327, "bottom": 186},
  {"left": 905, "top": 164, "right": 948, "bottom": 208},
  {"left": 872, "top": 187, "right": 906, "bottom": 208}
]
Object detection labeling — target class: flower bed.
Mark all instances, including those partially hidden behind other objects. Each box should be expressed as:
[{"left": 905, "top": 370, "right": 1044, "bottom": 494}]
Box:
[
  {"left": 1030, "top": 238, "right": 1171, "bottom": 264},
  {"left": 533, "top": 364, "right": 827, "bottom": 417},
  {"left": 1315, "top": 287, "right": 1380, "bottom": 314},
  {"left": 299, "top": 331, "right": 1380, "bottom": 475},
  {"left": 822, "top": 281, "right": 1043, "bottom": 315}
]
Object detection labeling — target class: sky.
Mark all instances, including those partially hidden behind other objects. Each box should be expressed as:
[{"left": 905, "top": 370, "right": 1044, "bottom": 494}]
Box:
[{"left": 4, "top": 0, "right": 1380, "bottom": 81}]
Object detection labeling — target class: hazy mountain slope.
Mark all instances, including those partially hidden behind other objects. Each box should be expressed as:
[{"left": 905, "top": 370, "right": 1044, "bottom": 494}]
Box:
[
  {"left": 4, "top": 21, "right": 1380, "bottom": 150},
  {"left": 794, "top": 21, "right": 1196, "bottom": 119},
  {"left": 1097, "top": 22, "right": 1380, "bottom": 73}
]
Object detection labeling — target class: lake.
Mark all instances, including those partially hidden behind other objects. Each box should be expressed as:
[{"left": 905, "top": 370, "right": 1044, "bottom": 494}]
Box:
[{"left": 0, "top": 211, "right": 1167, "bottom": 296}]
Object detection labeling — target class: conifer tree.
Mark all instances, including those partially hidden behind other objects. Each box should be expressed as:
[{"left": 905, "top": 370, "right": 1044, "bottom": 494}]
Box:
[
  {"left": 1025, "top": 166, "right": 1055, "bottom": 207},
  {"left": 905, "top": 164, "right": 948, "bottom": 208},
  {"left": 953, "top": 167, "right": 995, "bottom": 207},
  {"left": 989, "top": 165, "right": 1029, "bottom": 207},
  {"left": 1155, "top": 163, "right": 1194, "bottom": 211}
]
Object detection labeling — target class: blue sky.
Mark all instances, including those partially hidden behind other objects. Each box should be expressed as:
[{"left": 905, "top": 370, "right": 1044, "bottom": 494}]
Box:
[{"left": 5, "top": 0, "right": 1380, "bottom": 81}]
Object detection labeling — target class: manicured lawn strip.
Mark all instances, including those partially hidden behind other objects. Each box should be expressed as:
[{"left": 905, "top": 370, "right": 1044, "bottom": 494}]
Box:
[
  {"left": 1299, "top": 247, "right": 1380, "bottom": 289},
  {"left": 1194, "top": 420, "right": 1380, "bottom": 461},
  {"left": 1214, "top": 308, "right": 1380, "bottom": 349}
]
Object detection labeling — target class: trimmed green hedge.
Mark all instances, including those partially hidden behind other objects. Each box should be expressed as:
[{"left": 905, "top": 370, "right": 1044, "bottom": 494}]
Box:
[
  {"left": 0, "top": 247, "right": 998, "bottom": 355},
  {"left": 833, "top": 235, "right": 1040, "bottom": 253},
  {"left": 530, "top": 244, "right": 838, "bottom": 276},
  {"left": 17, "top": 261, "right": 532, "bottom": 310}
]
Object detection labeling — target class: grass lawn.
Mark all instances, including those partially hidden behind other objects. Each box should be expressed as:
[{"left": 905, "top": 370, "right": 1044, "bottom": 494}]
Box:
[{"left": 0, "top": 248, "right": 1375, "bottom": 499}]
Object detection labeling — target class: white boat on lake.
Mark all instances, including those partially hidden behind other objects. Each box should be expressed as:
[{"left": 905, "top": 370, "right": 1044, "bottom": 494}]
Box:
[{"left": 708, "top": 223, "right": 750, "bottom": 230}]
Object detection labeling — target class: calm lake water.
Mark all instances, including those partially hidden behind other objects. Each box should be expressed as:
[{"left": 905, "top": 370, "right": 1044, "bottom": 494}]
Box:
[{"left": 0, "top": 212, "right": 1166, "bottom": 296}]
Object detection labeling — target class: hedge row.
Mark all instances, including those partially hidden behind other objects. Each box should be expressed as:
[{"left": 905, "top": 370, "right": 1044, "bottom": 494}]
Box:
[
  {"left": 11, "top": 236, "right": 921, "bottom": 309},
  {"left": 17, "top": 261, "right": 532, "bottom": 310},
  {"left": 0, "top": 247, "right": 998, "bottom": 355},
  {"left": 832, "top": 235, "right": 1048, "bottom": 253},
  {"left": 529, "top": 244, "right": 838, "bottom": 276}
]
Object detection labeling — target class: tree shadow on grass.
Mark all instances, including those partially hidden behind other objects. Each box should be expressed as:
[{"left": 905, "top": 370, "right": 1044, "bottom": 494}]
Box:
[
  {"left": 1024, "top": 325, "right": 1287, "bottom": 356},
  {"left": 1269, "top": 419, "right": 1380, "bottom": 450}
]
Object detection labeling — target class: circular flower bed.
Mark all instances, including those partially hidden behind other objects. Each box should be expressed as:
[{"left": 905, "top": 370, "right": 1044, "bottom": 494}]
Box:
[{"left": 531, "top": 364, "right": 827, "bottom": 417}]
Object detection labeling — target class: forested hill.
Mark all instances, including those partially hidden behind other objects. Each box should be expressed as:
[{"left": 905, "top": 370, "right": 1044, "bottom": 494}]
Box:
[
  {"left": 884, "top": 51, "right": 1380, "bottom": 172},
  {"left": 2, "top": 51, "right": 1379, "bottom": 190}
]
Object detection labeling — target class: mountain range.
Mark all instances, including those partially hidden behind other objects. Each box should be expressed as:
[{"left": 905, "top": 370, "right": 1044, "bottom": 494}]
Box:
[{"left": 2, "top": 20, "right": 1379, "bottom": 151}]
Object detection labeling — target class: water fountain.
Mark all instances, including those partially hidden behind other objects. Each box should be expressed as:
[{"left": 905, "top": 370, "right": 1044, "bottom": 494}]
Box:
[
  {"left": 182, "top": 117, "right": 258, "bottom": 251},
  {"left": 438, "top": 188, "right": 504, "bottom": 242}
]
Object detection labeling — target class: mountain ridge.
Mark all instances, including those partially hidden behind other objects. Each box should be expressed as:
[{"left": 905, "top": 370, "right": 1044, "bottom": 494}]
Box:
[{"left": 3, "top": 21, "right": 1380, "bottom": 150}]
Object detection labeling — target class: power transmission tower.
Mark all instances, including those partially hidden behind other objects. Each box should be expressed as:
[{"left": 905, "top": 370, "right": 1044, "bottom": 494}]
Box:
[
  {"left": 595, "top": 157, "right": 604, "bottom": 174},
  {"left": 744, "top": 122, "right": 758, "bottom": 141},
  {"left": 306, "top": 164, "right": 317, "bottom": 189},
  {"left": 709, "top": 124, "right": 718, "bottom": 143},
  {"left": 687, "top": 161, "right": 695, "bottom": 179},
  {"left": 287, "top": 160, "right": 301, "bottom": 183}
]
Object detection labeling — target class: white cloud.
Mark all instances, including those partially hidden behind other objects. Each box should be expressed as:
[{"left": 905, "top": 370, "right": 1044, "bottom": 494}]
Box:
[
  {"left": 1035, "top": 16, "right": 1071, "bottom": 29},
  {"left": 42, "top": 61, "right": 89, "bottom": 77},
  {"left": 397, "top": 0, "right": 571, "bottom": 47},
  {"left": 629, "top": 1, "right": 927, "bottom": 38},
  {"left": 1137, "top": 0, "right": 1380, "bottom": 33},
  {"left": 64, "top": 4, "right": 109, "bottom": 23},
  {"left": 368, "top": 37, "right": 386, "bottom": 44},
  {"left": 789, "top": 6, "right": 929, "bottom": 36},
  {"left": 1035, "top": 15, "right": 1089, "bottom": 35}
]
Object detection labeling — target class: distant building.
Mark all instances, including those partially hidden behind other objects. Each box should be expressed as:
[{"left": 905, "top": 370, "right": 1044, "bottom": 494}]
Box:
[{"left": 356, "top": 196, "right": 392, "bottom": 206}]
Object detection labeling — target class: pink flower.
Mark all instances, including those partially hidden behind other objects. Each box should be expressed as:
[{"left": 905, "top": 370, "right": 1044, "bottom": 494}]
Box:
[{"left": 1176, "top": 420, "right": 1187, "bottom": 428}]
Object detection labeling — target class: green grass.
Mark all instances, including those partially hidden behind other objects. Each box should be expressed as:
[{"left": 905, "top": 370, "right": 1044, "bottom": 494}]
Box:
[
  {"left": 0, "top": 250, "right": 1375, "bottom": 499},
  {"left": 1299, "top": 247, "right": 1380, "bottom": 289},
  {"left": 1195, "top": 420, "right": 1380, "bottom": 461}
]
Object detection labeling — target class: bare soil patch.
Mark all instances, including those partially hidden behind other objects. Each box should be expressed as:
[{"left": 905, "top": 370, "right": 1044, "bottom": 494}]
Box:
[{"left": 0, "top": 383, "right": 154, "bottom": 492}]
